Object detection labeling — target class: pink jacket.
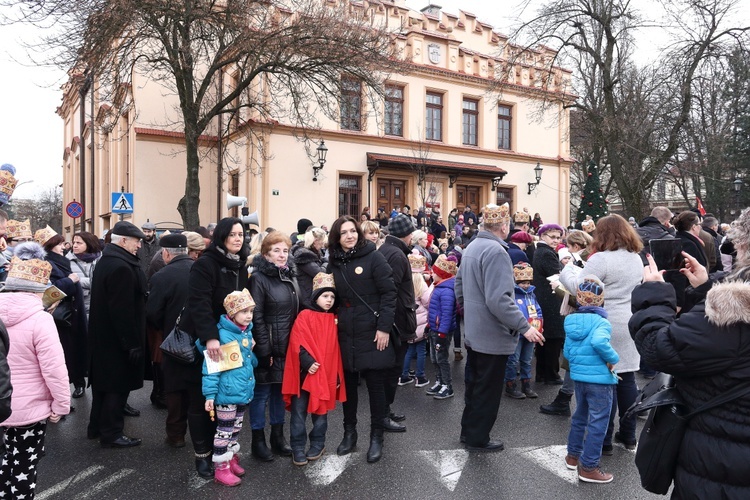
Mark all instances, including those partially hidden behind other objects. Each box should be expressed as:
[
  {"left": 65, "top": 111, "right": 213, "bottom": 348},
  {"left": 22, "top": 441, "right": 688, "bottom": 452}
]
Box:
[
  {"left": 0, "top": 292, "right": 70, "bottom": 427},
  {"left": 413, "top": 283, "right": 433, "bottom": 342}
]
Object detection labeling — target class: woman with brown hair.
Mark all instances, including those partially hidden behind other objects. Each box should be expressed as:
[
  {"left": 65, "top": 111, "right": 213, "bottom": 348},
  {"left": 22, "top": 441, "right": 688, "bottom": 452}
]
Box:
[
  {"left": 559, "top": 214, "right": 643, "bottom": 453},
  {"left": 66, "top": 231, "right": 102, "bottom": 317}
]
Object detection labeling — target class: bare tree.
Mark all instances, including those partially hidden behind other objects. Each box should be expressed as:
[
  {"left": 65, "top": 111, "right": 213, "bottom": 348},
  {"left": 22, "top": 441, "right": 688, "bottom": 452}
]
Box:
[
  {"left": 6, "top": 0, "right": 405, "bottom": 228},
  {"left": 508, "top": 0, "right": 749, "bottom": 219},
  {"left": 6, "top": 187, "right": 64, "bottom": 233}
]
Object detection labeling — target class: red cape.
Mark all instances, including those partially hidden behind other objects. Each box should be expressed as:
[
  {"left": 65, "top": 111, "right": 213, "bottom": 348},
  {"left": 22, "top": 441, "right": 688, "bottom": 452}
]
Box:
[{"left": 282, "top": 309, "right": 346, "bottom": 415}]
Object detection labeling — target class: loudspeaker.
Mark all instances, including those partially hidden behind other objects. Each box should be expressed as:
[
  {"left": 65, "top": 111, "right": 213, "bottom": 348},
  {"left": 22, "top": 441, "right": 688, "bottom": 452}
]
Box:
[
  {"left": 226, "top": 193, "right": 247, "bottom": 210},
  {"left": 241, "top": 211, "right": 260, "bottom": 226}
]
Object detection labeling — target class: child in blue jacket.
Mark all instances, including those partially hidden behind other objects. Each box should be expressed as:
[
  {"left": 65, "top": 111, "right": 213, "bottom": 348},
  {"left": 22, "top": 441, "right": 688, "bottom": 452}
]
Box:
[
  {"left": 427, "top": 255, "right": 458, "bottom": 400},
  {"left": 504, "top": 262, "right": 543, "bottom": 399},
  {"left": 202, "top": 289, "right": 258, "bottom": 487},
  {"left": 563, "top": 277, "right": 618, "bottom": 484}
]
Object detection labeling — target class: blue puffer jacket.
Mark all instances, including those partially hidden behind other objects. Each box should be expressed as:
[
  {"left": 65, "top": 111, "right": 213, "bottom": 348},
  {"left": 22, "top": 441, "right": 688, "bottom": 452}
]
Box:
[
  {"left": 201, "top": 315, "right": 258, "bottom": 405},
  {"left": 563, "top": 310, "right": 619, "bottom": 385},
  {"left": 429, "top": 277, "right": 457, "bottom": 334}
]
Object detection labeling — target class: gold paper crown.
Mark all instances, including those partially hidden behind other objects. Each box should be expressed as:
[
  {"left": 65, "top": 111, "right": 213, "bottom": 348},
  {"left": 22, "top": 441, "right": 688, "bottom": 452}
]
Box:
[
  {"left": 408, "top": 254, "right": 427, "bottom": 271},
  {"left": 8, "top": 255, "right": 52, "bottom": 285},
  {"left": 6, "top": 219, "right": 32, "bottom": 240},
  {"left": 312, "top": 272, "right": 336, "bottom": 292},
  {"left": 513, "top": 262, "right": 534, "bottom": 282},
  {"left": 34, "top": 225, "right": 58, "bottom": 246},
  {"left": 483, "top": 203, "right": 510, "bottom": 224},
  {"left": 432, "top": 254, "right": 457, "bottom": 276},
  {"left": 223, "top": 289, "right": 256, "bottom": 317},
  {"left": 513, "top": 211, "right": 530, "bottom": 224},
  {"left": 0, "top": 170, "right": 17, "bottom": 198}
]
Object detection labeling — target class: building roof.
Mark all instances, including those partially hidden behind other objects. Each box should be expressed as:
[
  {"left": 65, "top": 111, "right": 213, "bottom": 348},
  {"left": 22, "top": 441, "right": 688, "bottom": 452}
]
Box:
[{"left": 366, "top": 152, "right": 508, "bottom": 177}]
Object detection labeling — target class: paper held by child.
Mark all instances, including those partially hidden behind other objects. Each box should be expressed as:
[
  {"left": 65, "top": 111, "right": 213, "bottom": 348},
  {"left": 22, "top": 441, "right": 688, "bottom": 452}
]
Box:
[
  {"left": 42, "top": 286, "right": 66, "bottom": 309},
  {"left": 204, "top": 340, "right": 244, "bottom": 374}
]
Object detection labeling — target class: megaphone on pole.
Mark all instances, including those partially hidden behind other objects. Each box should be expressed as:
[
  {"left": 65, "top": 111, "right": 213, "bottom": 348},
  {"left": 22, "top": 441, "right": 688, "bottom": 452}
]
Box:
[
  {"left": 241, "top": 211, "right": 260, "bottom": 226},
  {"left": 226, "top": 193, "right": 247, "bottom": 210}
]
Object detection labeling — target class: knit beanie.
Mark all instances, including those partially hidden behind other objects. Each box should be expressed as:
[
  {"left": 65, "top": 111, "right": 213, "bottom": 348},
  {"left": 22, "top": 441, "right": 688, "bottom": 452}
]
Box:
[{"left": 432, "top": 254, "right": 457, "bottom": 281}]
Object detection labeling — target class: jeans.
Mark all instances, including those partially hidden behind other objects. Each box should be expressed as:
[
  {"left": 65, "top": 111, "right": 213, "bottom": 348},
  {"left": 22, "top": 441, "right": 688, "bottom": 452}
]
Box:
[
  {"left": 249, "top": 384, "right": 285, "bottom": 430},
  {"left": 567, "top": 382, "right": 615, "bottom": 469},
  {"left": 430, "top": 331, "right": 452, "bottom": 387},
  {"left": 290, "top": 391, "right": 328, "bottom": 451},
  {"left": 561, "top": 369, "right": 575, "bottom": 396},
  {"left": 401, "top": 340, "right": 427, "bottom": 378},
  {"left": 604, "top": 371, "right": 639, "bottom": 445},
  {"left": 504, "top": 336, "right": 533, "bottom": 382}
]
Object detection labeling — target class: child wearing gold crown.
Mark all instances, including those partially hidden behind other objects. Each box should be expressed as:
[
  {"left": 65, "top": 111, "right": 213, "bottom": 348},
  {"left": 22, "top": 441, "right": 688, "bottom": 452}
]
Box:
[
  {"left": 281, "top": 272, "right": 346, "bottom": 467},
  {"left": 201, "top": 289, "right": 258, "bottom": 487},
  {"left": 504, "top": 263, "right": 543, "bottom": 399}
]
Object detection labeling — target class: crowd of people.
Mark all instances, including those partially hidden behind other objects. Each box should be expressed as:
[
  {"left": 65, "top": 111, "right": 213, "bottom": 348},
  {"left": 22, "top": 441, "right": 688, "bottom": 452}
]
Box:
[{"left": 0, "top": 199, "right": 749, "bottom": 498}]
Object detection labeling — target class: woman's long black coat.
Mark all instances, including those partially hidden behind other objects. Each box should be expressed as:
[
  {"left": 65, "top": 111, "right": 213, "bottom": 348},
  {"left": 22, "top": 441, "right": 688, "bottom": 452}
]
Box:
[
  {"left": 248, "top": 254, "right": 300, "bottom": 385},
  {"left": 327, "top": 242, "right": 397, "bottom": 372},
  {"left": 630, "top": 280, "right": 750, "bottom": 499},
  {"left": 532, "top": 242, "right": 564, "bottom": 339}
]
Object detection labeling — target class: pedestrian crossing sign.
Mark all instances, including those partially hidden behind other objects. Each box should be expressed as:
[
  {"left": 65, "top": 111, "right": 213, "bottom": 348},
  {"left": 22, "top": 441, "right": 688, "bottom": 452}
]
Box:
[{"left": 112, "top": 192, "right": 134, "bottom": 214}]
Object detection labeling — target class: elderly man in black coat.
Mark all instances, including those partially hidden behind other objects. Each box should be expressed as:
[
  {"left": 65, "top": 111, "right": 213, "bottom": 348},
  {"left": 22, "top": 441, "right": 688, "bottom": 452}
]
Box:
[
  {"left": 87, "top": 221, "right": 147, "bottom": 448},
  {"left": 146, "top": 233, "right": 194, "bottom": 448},
  {"left": 378, "top": 214, "right": 418, "bottom": 432}
]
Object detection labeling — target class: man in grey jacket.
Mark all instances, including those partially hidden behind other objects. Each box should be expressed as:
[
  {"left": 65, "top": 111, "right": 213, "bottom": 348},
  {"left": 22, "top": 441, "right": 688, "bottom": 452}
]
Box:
[{"left": 455, "top": 203, "right": 544, "bottom": 452}]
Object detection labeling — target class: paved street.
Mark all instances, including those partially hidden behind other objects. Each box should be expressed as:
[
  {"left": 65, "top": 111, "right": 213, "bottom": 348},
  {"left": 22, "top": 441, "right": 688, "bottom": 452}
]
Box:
[{"left": 36, "top": 360, "right": 664, "bottom": 499}]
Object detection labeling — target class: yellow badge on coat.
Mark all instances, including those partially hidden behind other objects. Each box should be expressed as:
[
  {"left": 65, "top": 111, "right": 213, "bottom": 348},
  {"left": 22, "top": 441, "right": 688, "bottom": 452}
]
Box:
[
  {"left": 355, "top": 266, "right": 364, "bottom": 275},
  {"left": 242, "top": 338, "right": 250, "bottom": 348}
]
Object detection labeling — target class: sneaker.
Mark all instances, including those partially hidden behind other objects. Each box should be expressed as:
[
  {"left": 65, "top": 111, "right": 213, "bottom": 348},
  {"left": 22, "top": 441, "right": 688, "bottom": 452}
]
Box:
[
  {"left": 578, "top": 465, "right": 614, "bottom": 484},
  {"left": 409, "top": 369, "right": 416, "bottom": 377},
  {"left": 564, "top": 455, "right": 579, "bottom": 470},
  {"left": 614, "top": 432, "right": 637, "bottom": 450},
  {"left": 434, "top": 385, "right": 454, "bottom": 400},
  {"left": 601, "top": 444, "right": 613, "bottom": 456},
  {"left": 415, "top": 377, "right": 430, "bottom": 388},
  {"left": 398, "top": 375, "right": 415, "bottom": 386},
  {"left": 425, "top": 382, "right": 442, "bottom": 395}
]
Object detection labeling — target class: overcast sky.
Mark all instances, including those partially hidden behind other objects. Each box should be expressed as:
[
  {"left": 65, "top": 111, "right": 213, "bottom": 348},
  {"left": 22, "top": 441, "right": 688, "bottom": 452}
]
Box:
[{"left": 1, "top": 1, "right": 747, "bottom": 199}]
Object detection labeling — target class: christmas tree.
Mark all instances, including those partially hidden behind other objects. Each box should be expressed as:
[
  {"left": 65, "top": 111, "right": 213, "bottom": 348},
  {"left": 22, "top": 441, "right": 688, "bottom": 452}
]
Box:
[{"left": 577, "top": 161, "right": 609, "bottom": 222}]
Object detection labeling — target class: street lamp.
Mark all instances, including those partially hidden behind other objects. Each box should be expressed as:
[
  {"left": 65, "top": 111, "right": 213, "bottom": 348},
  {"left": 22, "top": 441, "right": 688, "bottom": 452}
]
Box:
[
  {"left": 490, "top": 173, "right": 506, "bottom": 191},
  {"left": 527, "top": 162, "right": 543, "bottom": 195},
  {"left": 313, "top": 140, "right": 327, "bottom": 181}
]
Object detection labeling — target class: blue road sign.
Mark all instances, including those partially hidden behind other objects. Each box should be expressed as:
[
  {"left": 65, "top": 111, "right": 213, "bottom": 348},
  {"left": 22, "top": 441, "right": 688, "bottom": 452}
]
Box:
[
  {"left": 66, "top": 201, "right": 84, "bottom": 219},
  {"left": 112, "top": 192, "right": 134, "bottom": 214}
]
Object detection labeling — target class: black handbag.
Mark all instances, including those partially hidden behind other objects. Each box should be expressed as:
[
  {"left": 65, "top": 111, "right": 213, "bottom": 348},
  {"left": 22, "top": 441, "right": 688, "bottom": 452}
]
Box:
[
  {"left": 625, "top": 374, "right": 750, "bottom": 495},
  {"left": 159, "top": 309, "right": 198, "bottom": 364},
  {"left": 52, "top": 300, "right": 74, "bottom": 328}
]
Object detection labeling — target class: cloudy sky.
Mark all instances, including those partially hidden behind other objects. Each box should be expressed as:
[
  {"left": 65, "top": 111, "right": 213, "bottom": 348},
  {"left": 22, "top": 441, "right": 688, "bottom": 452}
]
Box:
[{"left": 1, "top": 0, "right": 747, "bottom": 199}]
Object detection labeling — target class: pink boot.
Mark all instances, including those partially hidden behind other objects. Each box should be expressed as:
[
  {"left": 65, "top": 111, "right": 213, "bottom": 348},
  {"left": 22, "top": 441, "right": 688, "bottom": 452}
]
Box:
[
  {"left": 230, "top": 454, "right": 245, "bottom": 477},
  {"left": 214, "top": 462, "right": 241, "bottom": 487}
]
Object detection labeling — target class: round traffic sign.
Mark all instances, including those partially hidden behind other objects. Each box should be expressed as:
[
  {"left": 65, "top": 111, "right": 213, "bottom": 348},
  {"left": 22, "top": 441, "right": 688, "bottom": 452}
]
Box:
[{"left": 66, "top": 201, "right": 84, "bottom": 219}]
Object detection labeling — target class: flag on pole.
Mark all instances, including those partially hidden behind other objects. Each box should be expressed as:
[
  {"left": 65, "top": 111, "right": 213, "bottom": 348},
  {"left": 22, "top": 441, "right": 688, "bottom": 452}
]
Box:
[{"left": 696, "top": 196, "right": 706, "bottom": 216}]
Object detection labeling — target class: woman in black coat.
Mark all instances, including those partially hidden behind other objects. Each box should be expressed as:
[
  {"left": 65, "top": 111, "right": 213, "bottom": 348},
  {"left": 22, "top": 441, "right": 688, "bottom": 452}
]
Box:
[
  {"left": 43, "top": 233, "right": 88, "bottom": 398},
  {"left": 290, "top": 227, "right": 326, "bottom": 310},
  {"left": 248, "top": 231, "right": 300, "bottom": 461},
  {"left": 631, "top": 214, "right": 750, "bottom": 499},
  {"left": 532, "top": 223, "right": 565, "bottom": 384},
  {"left": 180, "top": 218, "right": 249, "bottom": 478},
  {"left": 327, "top": 216, "right": 397, "bottom": 463}
]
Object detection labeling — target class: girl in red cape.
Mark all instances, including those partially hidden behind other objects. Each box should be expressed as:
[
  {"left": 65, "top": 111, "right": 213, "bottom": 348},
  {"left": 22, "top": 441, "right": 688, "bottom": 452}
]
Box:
[{"left": 282, "top": 272, "right": 346, "bottom": 466}]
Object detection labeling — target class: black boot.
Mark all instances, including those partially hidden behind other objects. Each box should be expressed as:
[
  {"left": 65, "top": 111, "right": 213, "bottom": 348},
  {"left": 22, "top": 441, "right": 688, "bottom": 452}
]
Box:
[
  {"left": 366, "top": 428, "right": 384, "bottom": 463},
  {"left": 270, "top": 424, "right": 292, "bottom": 457},
  {"left": 251, "top": 429, "right": 274, "bottom": 462},
  {"left": 522, "top": 379, "right": 538, "bottom": 398},
  {"left": 150, "top": 364, "right": 167, "bottom": 409},
  {"left": 187, "top": 412, "right": 215, "bottom": 478},
  {"left": 194, "top": 452, "right": 213, "bottom": 478},
  {"left": 337, "top": 425, "right": 358, "bottom": 456},
  {"left": 539, "top": 390, "right": 572, "bottom": 416}
]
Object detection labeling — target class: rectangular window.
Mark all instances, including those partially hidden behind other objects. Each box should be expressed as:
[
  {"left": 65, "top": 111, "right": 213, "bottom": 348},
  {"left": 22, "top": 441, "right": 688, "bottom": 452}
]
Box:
[
  {"left": 384, "top": 85, "right": 404, "bottom": 136},
  {"left": 340, "top": 79, "right": 362, "bottom": 131},
  {"left": 497, "top": 104, "right": 512, "bottom": 150},
  {"left": 426, "top": 92, "right": 443, "bottom": 141},
  {"left": 339, "top": 175, "right": 361, "bottom": 217},
  {"left": 463, "top": 98, "right": 479, "bottom": 146}
]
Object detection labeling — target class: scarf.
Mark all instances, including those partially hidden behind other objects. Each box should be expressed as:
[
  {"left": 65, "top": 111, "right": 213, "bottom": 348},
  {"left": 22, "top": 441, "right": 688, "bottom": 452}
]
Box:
[
  {"left": 330, "top": 245, "right": 361, "bottom": 263},
  {"left": 75, "top": 251, "right": 101, "bottom": 263},
  {"left": 577, "top": 306, "right": 608, "bottom": 319}
]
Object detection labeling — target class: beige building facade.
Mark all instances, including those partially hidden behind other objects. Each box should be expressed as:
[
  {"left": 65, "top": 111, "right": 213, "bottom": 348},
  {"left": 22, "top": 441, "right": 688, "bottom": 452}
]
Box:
[{"left": 58, "top": 2, "right": 574, "bottom": 237}]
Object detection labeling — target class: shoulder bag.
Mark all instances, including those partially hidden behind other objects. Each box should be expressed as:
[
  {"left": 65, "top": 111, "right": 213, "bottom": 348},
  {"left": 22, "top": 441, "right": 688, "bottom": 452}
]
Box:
[
  {"left": 624, "top": 373, "right": 750, "bottom": 495},
  {"left": 160, "top": 308, "right": 198, "bottom": 364},
  {"left": 338, "top": 267, "right": 402, "bottom": 348}
]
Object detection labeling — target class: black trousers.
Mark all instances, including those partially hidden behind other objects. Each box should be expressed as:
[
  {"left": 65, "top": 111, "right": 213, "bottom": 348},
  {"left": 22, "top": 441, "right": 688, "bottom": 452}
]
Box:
[
  {"left": 342, "top": 369, "right": 388, "bottom": 431},
  {"left": 89, "top": 390, "right": 129, "bottom": 443},
  {"left": 187, "top": 379, "right": 217, "bottom": 456},
  {"left": 165, "top": 390, "right": 190, "bottom": 442},
  {"left": 460, "top": 347, "right": 508, "bottom": 447},
  {"left": 0, "top": 421, "right": 47, "bottom": 498},
  {"left": 385, "top": 342, "right": 408, "bottom": 410},
  {"left": 538, "top": 338, "right": 564, "bottom": 381}
]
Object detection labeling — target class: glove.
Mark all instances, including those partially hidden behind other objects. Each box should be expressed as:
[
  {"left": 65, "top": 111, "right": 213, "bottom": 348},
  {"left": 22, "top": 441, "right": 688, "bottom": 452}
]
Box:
[
  {"left": 127, "top": 347, "right": 144, "bottom": 366},
  {"left": 435, "top": 334, "right": 450, "bottom": 351}
]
